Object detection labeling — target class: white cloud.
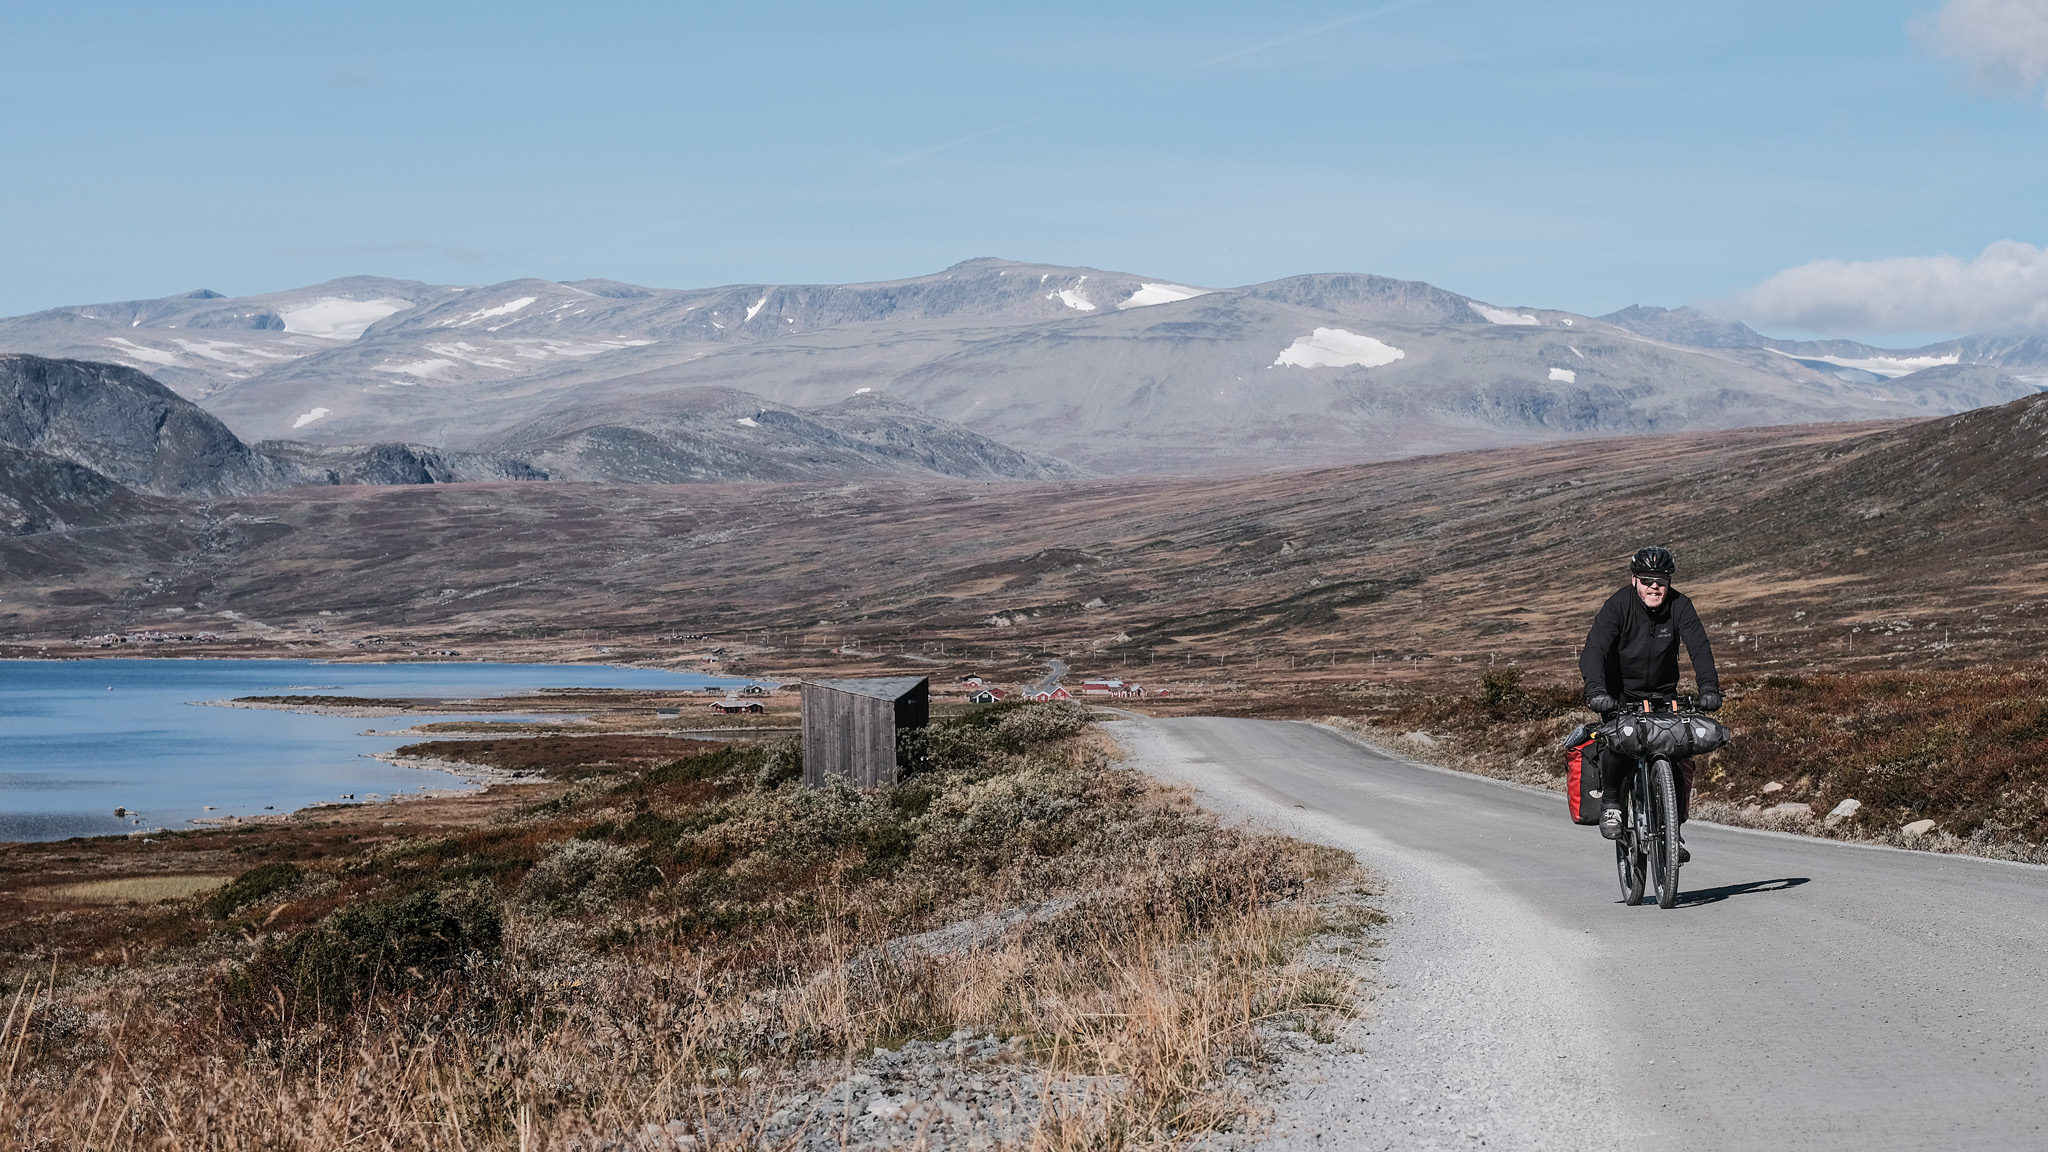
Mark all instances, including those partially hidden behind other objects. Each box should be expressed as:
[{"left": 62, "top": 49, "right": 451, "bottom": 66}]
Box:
[
  {"left": 291, "top": 407, "right": 331, "bottom": 428},
  {"left": 1729, "top": 240, "right": 2048, "bottom": 335},
  {"left": 1930, "top": 0, "right": 2048, "bottom": 100}
]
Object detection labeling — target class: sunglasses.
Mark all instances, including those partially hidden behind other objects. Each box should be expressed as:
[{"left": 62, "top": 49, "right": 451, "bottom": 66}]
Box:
[{"left": 1634, "top": 576, "right": 1670, "bottom": 588}]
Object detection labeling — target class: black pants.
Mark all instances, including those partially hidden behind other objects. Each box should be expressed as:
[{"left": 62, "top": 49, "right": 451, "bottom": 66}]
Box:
[{"left": 1599, "top": 748, "right": 1692, "bottom": 824}]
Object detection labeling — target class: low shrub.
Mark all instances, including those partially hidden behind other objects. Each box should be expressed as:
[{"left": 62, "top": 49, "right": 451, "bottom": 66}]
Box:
[
  {"left": 222, "top": 883, "right": 503, "bottom": 1025},
  {"left": 519, "top": 840, "right": 657, "bottom": 911},
  {"left": 208, "top": 861, "right": 303, "bottom": 919}
]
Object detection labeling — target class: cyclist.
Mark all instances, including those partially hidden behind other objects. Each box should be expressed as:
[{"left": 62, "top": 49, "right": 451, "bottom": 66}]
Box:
[{"left": 1579, "top": 546, "right": 1722, "bottom": 856}]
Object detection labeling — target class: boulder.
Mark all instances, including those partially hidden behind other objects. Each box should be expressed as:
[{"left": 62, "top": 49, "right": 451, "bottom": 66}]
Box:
[
  {"left": 1900, "top": 818, "right": 1937, "bottom": 839},
  {"left": 1761, "top": 781, "right": 1783, "bottom": 794},
  {"left": 1824, "top": 798, "right": 1863, "bottom": 827},
  {"left": 1768, "top": 801, "right": 1811, "bottom": 817}
]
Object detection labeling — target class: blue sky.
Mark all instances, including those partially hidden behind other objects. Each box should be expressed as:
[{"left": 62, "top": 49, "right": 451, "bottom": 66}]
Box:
[{"left": 3, "top": 0, "right": 2045, "bottom": 341}]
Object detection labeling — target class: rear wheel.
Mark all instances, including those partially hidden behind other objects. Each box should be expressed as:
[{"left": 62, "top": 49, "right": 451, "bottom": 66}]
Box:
[{"left": 1652, "top": 758, "right": 1682, "bottom": 909}]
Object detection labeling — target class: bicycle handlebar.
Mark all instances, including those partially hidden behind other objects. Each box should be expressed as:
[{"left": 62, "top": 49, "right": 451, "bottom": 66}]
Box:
[{"left": 1590, "top": 695, "right": 1701, "bottom": 719}]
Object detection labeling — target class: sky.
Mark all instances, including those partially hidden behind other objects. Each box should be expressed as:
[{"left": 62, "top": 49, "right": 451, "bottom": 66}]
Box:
[{"left": 2, "top": 0, "right": 2045, "bottom": 344}]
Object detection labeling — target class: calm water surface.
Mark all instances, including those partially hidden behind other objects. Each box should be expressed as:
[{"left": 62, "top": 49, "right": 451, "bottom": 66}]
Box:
[{"left": 0, "top": 659, "right": 739, "bottom": 842}]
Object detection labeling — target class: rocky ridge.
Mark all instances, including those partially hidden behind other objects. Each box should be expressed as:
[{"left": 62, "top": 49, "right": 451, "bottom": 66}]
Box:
[{"left": 0, "top": 353, "right": 1082, "bottom": 526}]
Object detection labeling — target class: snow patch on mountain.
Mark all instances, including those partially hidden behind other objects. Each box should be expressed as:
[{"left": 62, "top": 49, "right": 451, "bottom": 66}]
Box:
[
  {"left": 1273, "top": 328, "right": 1406, "bottom": 369},
  {"left": 280, "top": 298, "right": 412, "bottom": 340},
  {"left": 1119, "top": 283, "right": 1210, "bottom": 309},
  {"left": 1549, "top": 367, "right": 1577, "bottom": 383},
  {"left": 171, "top": 339, "right": 293, "bottom": 368},
  {"left": 1051, "top": 289, "right": 1096, "bottom": 311},
  {"left": 1764, "top": 348, "right": 1961, "bottom": 379},
  {"left": 379, "top": 358, "right": 459, "bottom": 378},
  {"left": 745, "top": 297, "right": 769, "bottom": 322},
  {"left": 292, "top": 407, "right": 331, "bottom": 429},
  {"left": 1470, "top": 303, "right": 1541, "bottom": 325},
  {"left": 102, "top": 338, "right": 179, "bottom": 366},
  {"left": 450, "top": 297, "right": 537, "bottom": 327}
]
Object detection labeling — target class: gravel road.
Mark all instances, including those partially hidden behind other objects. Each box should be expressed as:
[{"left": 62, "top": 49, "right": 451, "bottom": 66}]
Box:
[{"left": 1111, "top": 714, "right": 2048, "bottom": 1151}]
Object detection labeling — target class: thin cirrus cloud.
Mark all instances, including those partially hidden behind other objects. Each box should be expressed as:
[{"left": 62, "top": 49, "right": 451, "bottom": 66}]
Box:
[
  {"left": 1928, "top": 0, "right": 2048, "bottom": 100},
  {"left": 1727, "top": 240, "right": 2048, "bottom": 336}
]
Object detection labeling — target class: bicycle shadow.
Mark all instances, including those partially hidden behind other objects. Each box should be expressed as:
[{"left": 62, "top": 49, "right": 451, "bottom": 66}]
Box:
[{"left": 1675, "top": 877, "right": 1811, "bottom": 907}]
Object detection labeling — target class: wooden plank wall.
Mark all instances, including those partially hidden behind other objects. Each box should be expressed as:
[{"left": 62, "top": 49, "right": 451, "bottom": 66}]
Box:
[{"left": 801, "top": 685, "right": 898, "bottom": 788}]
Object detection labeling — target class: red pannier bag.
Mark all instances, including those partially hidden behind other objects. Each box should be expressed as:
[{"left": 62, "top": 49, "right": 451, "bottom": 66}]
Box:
[{"left": 1565, "top": 726, "right": 1602, "bottom": 826}]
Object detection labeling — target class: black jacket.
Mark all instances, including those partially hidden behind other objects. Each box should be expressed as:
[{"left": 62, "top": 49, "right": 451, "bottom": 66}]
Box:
[{"left": 1579, "top": 584, "right": 1719, "bottom": 704}]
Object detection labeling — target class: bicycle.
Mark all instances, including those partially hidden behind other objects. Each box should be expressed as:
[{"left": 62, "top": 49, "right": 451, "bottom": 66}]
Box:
[{"left": 1599, "top": 697, "right": 1718, "bottom": 910}]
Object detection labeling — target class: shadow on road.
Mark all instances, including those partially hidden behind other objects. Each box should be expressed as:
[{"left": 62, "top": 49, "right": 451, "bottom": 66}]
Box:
[{"left": 1676, "top": 877, "right": 1811, "bottom": 907}]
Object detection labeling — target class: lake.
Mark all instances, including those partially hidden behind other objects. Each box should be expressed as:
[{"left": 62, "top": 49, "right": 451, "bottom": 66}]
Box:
[{"left": 0, "top": 659, "right": 741, "bottom": 842}]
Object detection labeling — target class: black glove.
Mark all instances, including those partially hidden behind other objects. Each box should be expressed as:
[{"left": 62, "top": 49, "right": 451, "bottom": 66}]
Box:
[
  {"left": 1696, "top": 691, "right": 1722, "bottom": 712},
  {"left": 1586, "top": 692, "right": 1617, "bottom": 715}
]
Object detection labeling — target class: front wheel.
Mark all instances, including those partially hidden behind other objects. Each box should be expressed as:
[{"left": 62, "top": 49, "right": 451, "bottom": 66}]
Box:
[
  {"left": 1616, "top": 799, "right": 1647, "bottom": 905},
  {"left": 1651, "top": 758, "right": 1682, "bottom": 909}
]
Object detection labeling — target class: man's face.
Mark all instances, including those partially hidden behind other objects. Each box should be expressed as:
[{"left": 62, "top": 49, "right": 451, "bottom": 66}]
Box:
[{"left": 1634, "top": 575, "right": 1670, "bottom": 607}]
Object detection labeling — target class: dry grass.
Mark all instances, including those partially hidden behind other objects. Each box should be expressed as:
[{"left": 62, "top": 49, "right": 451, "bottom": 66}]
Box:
[
  {"left": 30, "top": 875, "right": 234, "bottom": 904},
  {"left": 0, "top": 703, "right": 1367, "bottom": 1150}
]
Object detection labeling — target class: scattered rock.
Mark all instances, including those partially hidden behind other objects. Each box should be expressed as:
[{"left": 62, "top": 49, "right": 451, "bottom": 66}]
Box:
[
  {"left": 1768, "top": 802, "right": 1811, "bottom": 817},
  {"left": 1761, "top": 781, "right": 1783, "bottom": 794},
  {"left": 1901, "top": 818, "right": 1937, "bottom": 839},
  {"left": 1824, "top": 798, "right": 1862, "bottom": 827}
]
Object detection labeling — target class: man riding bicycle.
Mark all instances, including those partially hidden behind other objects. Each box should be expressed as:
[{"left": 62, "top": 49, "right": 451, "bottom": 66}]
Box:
[{"left": 1579, "top": 546, "right": 1722, "bottom": 855}]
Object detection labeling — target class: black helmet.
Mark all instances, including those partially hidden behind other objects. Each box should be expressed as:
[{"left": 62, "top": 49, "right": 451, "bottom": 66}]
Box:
[{"left": 1630, "top": 546, "right": 1677, "bottom": 580}]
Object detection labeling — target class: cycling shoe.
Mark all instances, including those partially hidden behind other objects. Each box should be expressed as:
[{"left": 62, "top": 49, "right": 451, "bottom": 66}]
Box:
[
  {"left": 1678, "top": 839, "right": 1692, "bottom": 865},
  {"left": 1599, "top": 808, "right": 1623, "bottom": 840}
]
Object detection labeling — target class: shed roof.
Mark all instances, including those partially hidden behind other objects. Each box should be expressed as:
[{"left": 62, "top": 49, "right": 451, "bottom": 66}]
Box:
[{"left": 807, "top": 676, "right": 929, "bottom": 702}]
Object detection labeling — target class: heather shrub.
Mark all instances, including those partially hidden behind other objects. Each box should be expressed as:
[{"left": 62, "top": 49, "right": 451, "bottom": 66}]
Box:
[
  {"left": 209, "top": 861, "right": 303, "bottom": 919},
  {"left": 222, "top": 883, "right": 503, "bottom": 1024},
  {"left": 519, "top": 839, "right": 657, "bottom": 911}
]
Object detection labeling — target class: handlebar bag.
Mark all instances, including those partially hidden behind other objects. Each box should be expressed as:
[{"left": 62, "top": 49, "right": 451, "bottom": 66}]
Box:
[
  {"left": 1564, "top": 725, "right": 1603, "bottom": 825},
  {"left": 1682, "top": 716, "right": 1731, "bottom": 755},
  {"left": 1606, "top": 714, "right": 1732, "bottom": 758}
]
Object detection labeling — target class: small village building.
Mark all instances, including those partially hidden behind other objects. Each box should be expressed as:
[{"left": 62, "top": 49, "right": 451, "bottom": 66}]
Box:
[
  {"left": 960, "top": 675, "right": 985, "bottom": 689},
  {"left": 1028, "top": 686, "right": 1073, "bottom": 703},
  {"left": 740, "top": 684, "right": 770, "bottom": 696},
  {"left": 967, "top": 689, "right": 1000, "bottom": 704},
  {"left": 710, "top": 699, "right": 765, "bottom": 714},
  {"left": 1078, "top": 678, "right": 1124, "bottom": 696},
  {"left": 802, "top": 676, "right": 930, "bottom": 789}
]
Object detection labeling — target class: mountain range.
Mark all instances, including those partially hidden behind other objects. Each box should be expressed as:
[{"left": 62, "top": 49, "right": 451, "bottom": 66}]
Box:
[{"left": 4, "top": 258, "right": 2041, "bottom": 477}]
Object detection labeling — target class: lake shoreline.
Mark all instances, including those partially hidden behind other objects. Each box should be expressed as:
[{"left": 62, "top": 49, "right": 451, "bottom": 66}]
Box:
[{"left": 3, "top": 659, "right": 764, "bottom": 844}]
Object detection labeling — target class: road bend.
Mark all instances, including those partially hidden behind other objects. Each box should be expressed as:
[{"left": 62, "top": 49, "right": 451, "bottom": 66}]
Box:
[{"left": 1110, "top": 714, "right": 2048, "bottom": 1151}]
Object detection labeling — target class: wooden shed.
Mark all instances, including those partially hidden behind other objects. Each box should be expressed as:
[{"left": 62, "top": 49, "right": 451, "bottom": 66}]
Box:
[{"left": 802, "top": 676, "right": 930, "bottom": 789}]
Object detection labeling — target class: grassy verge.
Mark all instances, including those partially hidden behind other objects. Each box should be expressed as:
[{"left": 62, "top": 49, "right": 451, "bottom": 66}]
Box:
[
  {"left": 1326, "top": 667, "right": 2048, "bottom": 864},
  {"left": 0, "top": 702, "right": 1366, "bottom": 1150}
]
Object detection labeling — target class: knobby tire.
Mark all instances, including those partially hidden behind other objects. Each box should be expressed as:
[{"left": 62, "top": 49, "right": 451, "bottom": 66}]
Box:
[
  {"left": 1652, "top": 757, "right": 1682, "bottom": 909},
  {"left": 1618, "top": 785, "right": 1648, "bottom": 906}
]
